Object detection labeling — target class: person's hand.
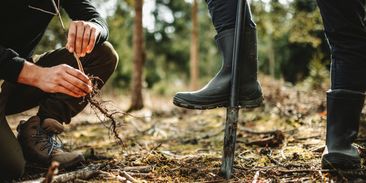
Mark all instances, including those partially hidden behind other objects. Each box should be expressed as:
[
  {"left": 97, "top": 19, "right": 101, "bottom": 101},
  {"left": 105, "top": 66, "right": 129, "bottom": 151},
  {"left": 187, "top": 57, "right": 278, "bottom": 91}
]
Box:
[
  {"left": 66, "top": 21, "right": 101, "bottom": 58},
  {"left": 18, "top": 62, "right": 93, "bottom": 98}
]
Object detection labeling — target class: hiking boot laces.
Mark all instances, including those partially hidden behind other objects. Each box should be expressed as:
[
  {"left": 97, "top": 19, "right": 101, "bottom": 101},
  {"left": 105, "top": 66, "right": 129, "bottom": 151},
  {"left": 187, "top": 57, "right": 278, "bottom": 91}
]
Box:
[{"left": 32, "top": 127, "right": 63, "bottom": 156}]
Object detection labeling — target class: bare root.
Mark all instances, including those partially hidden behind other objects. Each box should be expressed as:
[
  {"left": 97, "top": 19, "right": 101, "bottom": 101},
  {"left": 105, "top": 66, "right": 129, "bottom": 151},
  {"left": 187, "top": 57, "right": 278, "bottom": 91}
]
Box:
[{"left": 85, "top": 76, "right": 127, "bottom": 144}]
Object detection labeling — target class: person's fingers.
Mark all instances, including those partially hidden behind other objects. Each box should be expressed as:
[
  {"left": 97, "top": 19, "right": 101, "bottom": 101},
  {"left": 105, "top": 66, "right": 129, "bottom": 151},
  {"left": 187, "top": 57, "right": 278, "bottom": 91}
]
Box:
[
  {"left": 59, "top": 76, "right": 87, "bottom": 96},
  {"left": 75, "top": 22, "right": 85, "bottom": 56},
  {"left": 81, "top": 25, "right": 91, "bottom": 57},
  {"left": 86, "top": 28, "right": 97, "bottom": 54},
  {"left": 55, "top": 84, "right": 81, "bottom": 98},
  {"left": 60, "top": 64, "right": 91, "bottom": 85},
  {"left": 67, "top": 22, "right": 77, "bottom": 53},
  {"left": 61, "top": 72, "right": 90, "bottom": 94},
  {"left": 62, "top": 65, "right": 92, "bottom": 92}
]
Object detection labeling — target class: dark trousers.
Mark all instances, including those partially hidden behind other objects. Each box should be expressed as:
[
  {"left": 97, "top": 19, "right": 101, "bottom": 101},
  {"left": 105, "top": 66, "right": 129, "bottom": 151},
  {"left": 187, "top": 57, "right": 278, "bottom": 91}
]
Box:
[
  {"left": 205, "top": 0, "right": 254, "bottom": 33},
  {"left": 0, "top": 42, "right": 118, "bottom": 180},
  {"left": 317, "top": 0, "right": 366, "bottom": 92}
]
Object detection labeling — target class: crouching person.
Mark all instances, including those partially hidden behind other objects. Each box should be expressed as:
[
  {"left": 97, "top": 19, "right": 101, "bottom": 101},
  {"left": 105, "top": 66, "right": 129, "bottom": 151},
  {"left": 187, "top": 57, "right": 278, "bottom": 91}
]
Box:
[
  {"left": 317, "top": 0, "right": 366, "bottom": 169},
  {"left": 0, "top": 1, "right": 118, "bottom": 180}
]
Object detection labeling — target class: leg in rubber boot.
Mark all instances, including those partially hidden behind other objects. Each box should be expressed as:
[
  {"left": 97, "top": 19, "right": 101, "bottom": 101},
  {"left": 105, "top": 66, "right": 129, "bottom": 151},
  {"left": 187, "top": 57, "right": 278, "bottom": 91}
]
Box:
[
  {"left": 317, "top": 0, "right": 366, "bottom": 170},
  {"left": 173, "top": 1, "right": 263, "bottom": 110},
  {"left": 321, "top": 90, "right": 364, "bottom": 169}
]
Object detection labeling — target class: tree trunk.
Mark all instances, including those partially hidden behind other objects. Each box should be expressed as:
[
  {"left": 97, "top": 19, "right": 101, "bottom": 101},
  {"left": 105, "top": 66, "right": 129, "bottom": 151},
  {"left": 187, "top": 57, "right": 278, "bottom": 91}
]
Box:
[
  {"left": 268, "top": 34, "right": 276, "bottom": 78},
  {"left": 129, "top": 0, "right": 145, "bottom": 112},
  {"left": 190, "top": 0, "right": 199, "bottom": 90}
]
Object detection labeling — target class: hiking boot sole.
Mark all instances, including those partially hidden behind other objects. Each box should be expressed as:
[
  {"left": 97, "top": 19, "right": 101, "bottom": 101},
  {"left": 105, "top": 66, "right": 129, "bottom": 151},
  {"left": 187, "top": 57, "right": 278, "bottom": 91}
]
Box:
[
  {"left": 58, "top": 154, "right": 85, "bottom": 169},
  {"left": 25, "top": 154, "right": 85, "bottom": 169}
]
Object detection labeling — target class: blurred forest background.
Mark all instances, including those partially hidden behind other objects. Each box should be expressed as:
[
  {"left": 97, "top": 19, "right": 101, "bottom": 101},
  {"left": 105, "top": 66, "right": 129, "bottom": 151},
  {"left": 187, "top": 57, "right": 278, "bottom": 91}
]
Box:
[{"left": 36, "top": 0, "right": 331, "bottom": 109}]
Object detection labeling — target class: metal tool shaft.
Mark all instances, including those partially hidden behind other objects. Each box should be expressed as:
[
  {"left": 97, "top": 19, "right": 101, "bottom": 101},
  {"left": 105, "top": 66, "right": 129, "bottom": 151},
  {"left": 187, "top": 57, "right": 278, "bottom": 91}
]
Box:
[{"left": 220, "top": 0, "right": 247, "bottom": 179}]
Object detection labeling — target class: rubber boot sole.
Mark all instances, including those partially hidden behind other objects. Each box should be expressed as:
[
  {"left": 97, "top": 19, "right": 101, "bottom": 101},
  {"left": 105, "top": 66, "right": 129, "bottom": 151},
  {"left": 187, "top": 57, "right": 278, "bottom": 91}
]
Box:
[
  {"left": 173, "top": 95, "right": 264, "bottom": 110},
  {"left": 321, "top": 153, "right": 361, "bottom": 170}
]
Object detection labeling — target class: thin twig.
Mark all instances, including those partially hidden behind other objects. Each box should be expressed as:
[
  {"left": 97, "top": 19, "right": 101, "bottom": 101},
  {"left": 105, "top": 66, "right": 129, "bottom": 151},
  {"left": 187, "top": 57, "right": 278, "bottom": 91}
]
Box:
[
  {"left": 252, "top": 171, "right": 260, "bottom": 183},
  {"left": 122, "top": 165, "right": 152, "bottom": 172},
  {"left": 42, "top": 161, "right": 60, "bottom": 183},
  {"left": 294, "top": 135, "right": 321, "bottom": 141},
  {"left": 122, "top": 171, "right": 138, "bottom": 183},
  {"left": 22, "top": 164, "right": 102, "bottom": 183},
  {"left": 50, "top": 0, "right": 85, "bottom": 73},
  {"left": 28, "top": 5, "right": 57, "bottom": 15},
  {"left": 98, "top": 170, "right": 127, "bottom": 182}
]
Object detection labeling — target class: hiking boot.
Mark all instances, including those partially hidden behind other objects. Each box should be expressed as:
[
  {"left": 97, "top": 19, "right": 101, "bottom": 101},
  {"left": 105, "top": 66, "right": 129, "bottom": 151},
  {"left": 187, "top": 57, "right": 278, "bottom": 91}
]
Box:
[
  {"left": 173, "top": 18, "right": 263, "bottom": 110},
  {"left": 321, "top": 89, "right": 365, "bottom": 169},
  {"left": 17, "top": 116, "right": 84, "bottom": 168}
]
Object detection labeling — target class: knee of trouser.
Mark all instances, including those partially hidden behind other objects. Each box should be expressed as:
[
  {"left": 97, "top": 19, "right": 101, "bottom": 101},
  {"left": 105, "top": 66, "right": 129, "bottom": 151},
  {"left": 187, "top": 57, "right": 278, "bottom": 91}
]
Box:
[
  {"left": 12, "top": 161, "right": 25, "bottom": 180},
  {"left": 94, "top": 41, "right": 119, "bottom": 72}
]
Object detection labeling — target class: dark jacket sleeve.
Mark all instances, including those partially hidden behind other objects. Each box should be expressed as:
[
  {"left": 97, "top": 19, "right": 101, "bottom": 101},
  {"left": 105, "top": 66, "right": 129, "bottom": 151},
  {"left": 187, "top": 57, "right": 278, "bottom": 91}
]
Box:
[
  {"left": 62, "top": 0, "right": 109, "bottom": 45},
  {"left": 0, "top": 45, "right": 25, "bottom": 82}
]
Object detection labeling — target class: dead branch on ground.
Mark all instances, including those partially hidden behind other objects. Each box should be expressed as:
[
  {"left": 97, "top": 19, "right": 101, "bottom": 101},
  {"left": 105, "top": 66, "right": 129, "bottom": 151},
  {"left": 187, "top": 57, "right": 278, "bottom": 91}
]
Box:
[{"left": 42, "top": 161, "right": 59, "bottom": 183}]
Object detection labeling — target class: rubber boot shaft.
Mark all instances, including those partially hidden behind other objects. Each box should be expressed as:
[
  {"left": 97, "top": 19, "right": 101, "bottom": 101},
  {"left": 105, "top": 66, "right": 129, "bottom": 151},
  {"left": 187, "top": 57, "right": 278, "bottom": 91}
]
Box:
[
  {"left": 322, "top": 89, "right": 365, "bottom": 169},
  {"left": 173, "top": 25, "right": 263, "bottom": 109}
]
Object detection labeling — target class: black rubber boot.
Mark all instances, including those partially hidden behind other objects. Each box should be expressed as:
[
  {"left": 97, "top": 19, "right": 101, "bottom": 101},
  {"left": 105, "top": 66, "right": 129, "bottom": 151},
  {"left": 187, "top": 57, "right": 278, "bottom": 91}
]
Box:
[
  {"left": 321, "top": 89, "right": 365, "bottom": 169},
  {"left": 173, "top": 22, "right": 263, "bottom": 110}
]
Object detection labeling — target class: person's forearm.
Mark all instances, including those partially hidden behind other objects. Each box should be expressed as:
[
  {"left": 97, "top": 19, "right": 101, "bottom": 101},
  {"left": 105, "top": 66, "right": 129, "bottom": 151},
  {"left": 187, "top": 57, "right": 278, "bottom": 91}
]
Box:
[{"left": 17, "top": 61, "right": 42, "bottom": 87}]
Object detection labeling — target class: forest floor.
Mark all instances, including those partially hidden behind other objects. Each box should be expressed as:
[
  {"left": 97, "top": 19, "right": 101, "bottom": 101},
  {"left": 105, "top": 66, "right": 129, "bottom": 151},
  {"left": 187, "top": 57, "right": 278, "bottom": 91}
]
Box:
[{"left": 10, "top": 75, "right": 366, "bottom": 182}]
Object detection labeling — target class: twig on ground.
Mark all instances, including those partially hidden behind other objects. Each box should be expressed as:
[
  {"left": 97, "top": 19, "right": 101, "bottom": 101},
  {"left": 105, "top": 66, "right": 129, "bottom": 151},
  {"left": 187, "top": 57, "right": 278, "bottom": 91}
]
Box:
[
  {"left": 123, "top": 165, "right": 153, "bottom": 172},
  {"left": 42, "top": 161, "right": 60, "bottom": 183},
  {"left": 277, "top": 169, "right": 321, "bottom": 173},
  {"left": 294, "top": 135, "right": 321, "bottom": 141},
  {"left": 266, "top": 155, "right": 286, "bottom": 167},
  {"left": 98, "top": 170, "right": 128, "bottom": 182},
  {"left": 240, "top": 127, "right": 282, "bottom": 135},
  {"left": 280, "top": 141, "right": 288, "bottom": 160},
  {"left": 233, "top": 165, "right": 250, "bottom": 171},
  {"left": 21, "top": 164, "right": 102, "bottom": 183},
  {"left": 252, "top": 171, "right": 260, "bottom": 183},
  {"left": 51, "top": 164, "right": 102, "bottom": 183},
  {"left": 126, "top": 172, "right": 152, "bottom": 178},
  {"left": 240, "top": 127, "right": 296, "bottom": 135},
  {"left": 200, "top": 180, "right": 226, "bottom": 183},
  {"left": 310, "top": 146, "right": 325, "bottom": 153},
  {"left": 122, "top": 171, "right": 138, "bottom": 183}
]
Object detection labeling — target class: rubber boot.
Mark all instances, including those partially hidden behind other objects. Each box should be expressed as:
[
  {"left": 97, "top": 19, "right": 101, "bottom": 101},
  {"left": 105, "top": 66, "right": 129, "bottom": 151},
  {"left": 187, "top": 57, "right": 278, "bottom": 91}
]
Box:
[
  {"left": 322, "top": 89, "right": 365, "bottom": 169},
  {"left": 173, "top": 21, "right": 263, "bottom": 110}
]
